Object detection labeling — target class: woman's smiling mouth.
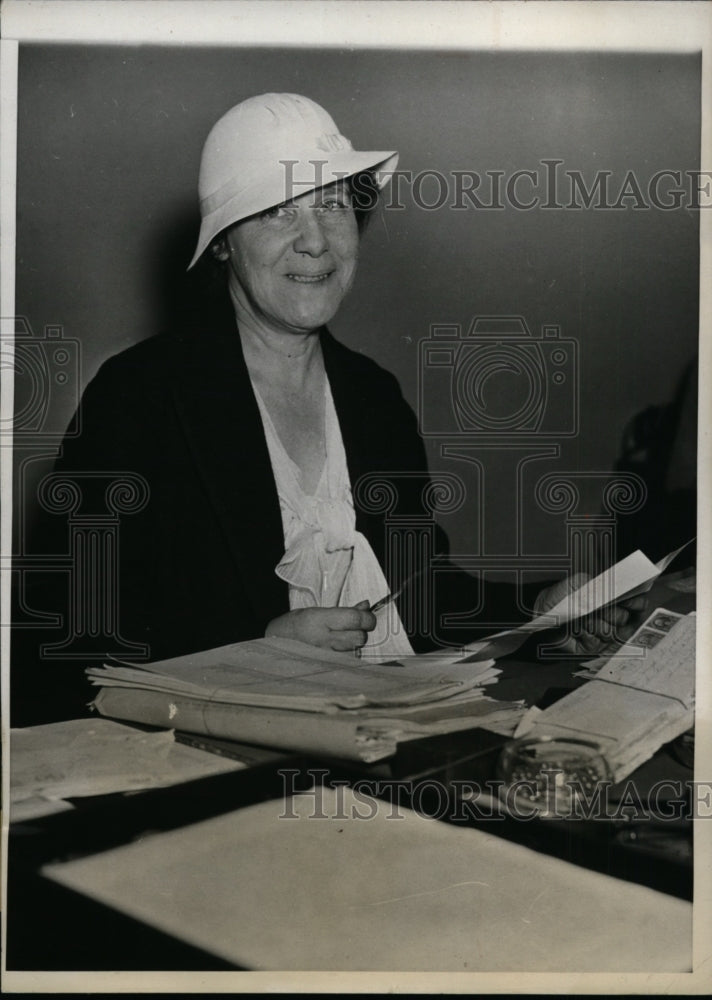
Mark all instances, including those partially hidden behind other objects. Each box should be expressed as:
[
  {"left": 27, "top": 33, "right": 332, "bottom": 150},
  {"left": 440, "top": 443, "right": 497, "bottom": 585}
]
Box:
[{"left": 285, "top": 272, "right": 332, "bottom": 283}]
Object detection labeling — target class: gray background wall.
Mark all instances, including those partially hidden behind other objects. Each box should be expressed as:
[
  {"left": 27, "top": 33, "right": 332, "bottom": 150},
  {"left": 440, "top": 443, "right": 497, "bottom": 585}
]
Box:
[{"left": 14, "top": 45, "right": 700, "bottom": 574}]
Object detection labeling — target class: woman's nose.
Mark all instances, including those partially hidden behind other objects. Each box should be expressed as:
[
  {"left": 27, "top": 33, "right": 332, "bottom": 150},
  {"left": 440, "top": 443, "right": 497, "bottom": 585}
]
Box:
[{"left": 293, "top": 209, "right": 329, "bottom": 256}]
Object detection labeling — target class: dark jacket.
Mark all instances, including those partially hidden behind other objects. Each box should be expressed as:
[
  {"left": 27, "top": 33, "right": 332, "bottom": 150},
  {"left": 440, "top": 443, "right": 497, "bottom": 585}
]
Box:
[{"left": 14, "top": 314, "right": 528, "bottom": 723}]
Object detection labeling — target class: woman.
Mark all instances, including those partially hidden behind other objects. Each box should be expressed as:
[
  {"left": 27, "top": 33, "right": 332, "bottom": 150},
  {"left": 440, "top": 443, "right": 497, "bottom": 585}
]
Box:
[
  {"left": 188, "top": 93, "right": 409, "bottom": 658},
  {"left": 19, "top": 93, "right": 637, "bottom": 723}
]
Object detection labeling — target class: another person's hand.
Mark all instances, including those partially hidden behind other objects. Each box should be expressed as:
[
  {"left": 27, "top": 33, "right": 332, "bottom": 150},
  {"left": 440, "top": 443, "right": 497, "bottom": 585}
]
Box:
[
  {"left": 534, "top": 573, "right": 648, "bottom": 655},
  {"left": 265, "top": 601, "right": 377, "bottom": 652}
]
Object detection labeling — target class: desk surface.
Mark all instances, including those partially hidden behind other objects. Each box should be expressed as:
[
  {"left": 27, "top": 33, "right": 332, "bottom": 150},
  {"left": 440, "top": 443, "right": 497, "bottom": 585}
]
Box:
[
  {"left": 6, "top": 572, "right": 697, "bottom": 973},
  {"left": 41, "top": 786, "right": 691, "bottom": 973}
]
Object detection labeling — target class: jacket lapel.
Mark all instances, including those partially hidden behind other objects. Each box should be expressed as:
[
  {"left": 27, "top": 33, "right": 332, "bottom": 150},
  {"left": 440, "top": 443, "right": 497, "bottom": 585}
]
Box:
[
  {"left": 321, "top": 329, "right": 390, "bottom": 574},
  {"left": 170, "top": 321, "right": 289, "bottom": 629},
  {"left": 321, "top": 331, "right": 368, "bottom": 490}
]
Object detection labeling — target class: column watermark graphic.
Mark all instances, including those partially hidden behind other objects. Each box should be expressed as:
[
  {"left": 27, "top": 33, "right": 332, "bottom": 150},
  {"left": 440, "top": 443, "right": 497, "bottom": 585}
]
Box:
[
  {"left": 5, "top": 316, "right": 151, "bottom": 660},
  {"left": 36, "top": 472, "right": 150, "bottom": 659},
  {"left": 354, "top": 471, "right": 466, "bottom": 646}
]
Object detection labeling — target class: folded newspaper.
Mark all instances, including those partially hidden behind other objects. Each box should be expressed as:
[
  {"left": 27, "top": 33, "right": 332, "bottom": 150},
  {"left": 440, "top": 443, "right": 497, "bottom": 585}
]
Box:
[{"left": 88, "top": 638, "right": 525, "bottom": 763}]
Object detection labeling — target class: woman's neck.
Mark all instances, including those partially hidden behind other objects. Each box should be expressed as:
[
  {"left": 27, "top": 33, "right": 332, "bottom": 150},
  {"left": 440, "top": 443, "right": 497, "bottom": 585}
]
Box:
[{"left": 229, "top": 288, "right": 323, "bottom": 385}]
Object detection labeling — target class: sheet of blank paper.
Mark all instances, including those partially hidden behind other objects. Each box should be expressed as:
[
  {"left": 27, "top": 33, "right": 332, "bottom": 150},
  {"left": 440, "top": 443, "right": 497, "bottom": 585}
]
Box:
[{"left": 43, "top": 786, "right": 691, "bottom": 972}]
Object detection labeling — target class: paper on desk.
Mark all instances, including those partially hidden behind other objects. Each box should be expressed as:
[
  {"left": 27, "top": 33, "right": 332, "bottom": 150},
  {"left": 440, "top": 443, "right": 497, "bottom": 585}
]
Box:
[
  {"left": 87, "top": 637, "right": 497, "bottom": 713},
  {"left": 524, "top": 683, "right": 694, "bottom": 782},
  {"left": 361, "top": 651, "right": 500, "bottom": 683},
  {"left": 355, "top": 694, "right": 527, "bottom": 738},
  {"left": 41, "top": 787, "right": 692, "bottom": 972},
  {"left": 11, "top": 796, "right": 76, "bottom": 823},
  {"left": 93, "top": 681, "right": 526, "bottom": 764},
  {"left": 459, "top": 540, "right": 692, "bottom": 662},
  {"left": 10, "top": 718, "right": 244, "bottom": 820},
  {"left": 575, "top": 607, "right": 685, "bottom": 680},
  {"left": 591, "top": 613, "right": 695, "bottom": 709},
  {"left": 517, "top": 613, "right": 695, "bottom": 781}
]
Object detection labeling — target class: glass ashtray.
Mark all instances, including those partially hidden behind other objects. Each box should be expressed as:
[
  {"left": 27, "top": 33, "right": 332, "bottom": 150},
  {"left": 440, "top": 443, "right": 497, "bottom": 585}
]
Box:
[{"left": 496, "top": 736, "right": 612, "bottom": 818}]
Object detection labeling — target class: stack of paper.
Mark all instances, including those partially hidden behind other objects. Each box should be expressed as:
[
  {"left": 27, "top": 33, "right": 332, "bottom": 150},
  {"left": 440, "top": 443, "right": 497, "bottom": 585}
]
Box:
[
  {"left": 518, "top": 612, "right": 695, "bottom": 782},
  {"left": 87, "top": 541, "right": 693, "bottom": 765},
  {"left": 88, "top": 638, "right": 525, "bottom": 763},
  {"left": 89, "top": 639, "right": 499, "bottom": 712}
]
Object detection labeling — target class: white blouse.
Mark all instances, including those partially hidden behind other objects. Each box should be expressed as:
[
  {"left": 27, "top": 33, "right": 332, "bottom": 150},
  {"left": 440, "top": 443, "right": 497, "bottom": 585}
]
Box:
[{"left": 252, "top": 378, "right": 414, "bottom": 660}]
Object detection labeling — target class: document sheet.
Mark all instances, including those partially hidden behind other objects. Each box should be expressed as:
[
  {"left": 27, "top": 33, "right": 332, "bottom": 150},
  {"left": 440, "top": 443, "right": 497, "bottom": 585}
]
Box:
[
  {"left": 42, "top": 786, "right": 691, "bottom": 972},
  {"left": 10, "top": 718, "right": 244, "bottom": 821},
  {"left": 460, "top": 540, "right": 692, "bottom": 662}
]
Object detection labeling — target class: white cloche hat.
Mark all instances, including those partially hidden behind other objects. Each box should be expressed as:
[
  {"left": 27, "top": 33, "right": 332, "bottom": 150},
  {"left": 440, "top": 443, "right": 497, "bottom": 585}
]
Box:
[{"left": 188, "top": 93, "right": 399, "bottom": 268}]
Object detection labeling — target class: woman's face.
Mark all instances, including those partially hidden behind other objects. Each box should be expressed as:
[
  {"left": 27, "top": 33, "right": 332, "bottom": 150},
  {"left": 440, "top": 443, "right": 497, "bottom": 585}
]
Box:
[{"left": 223, "top": 181, "right": 359, "bottom": 337}]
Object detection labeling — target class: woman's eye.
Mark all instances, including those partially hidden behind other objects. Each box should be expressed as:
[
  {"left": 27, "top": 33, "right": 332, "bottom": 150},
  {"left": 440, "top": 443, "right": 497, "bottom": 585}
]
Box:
[
  {"left": 260, "top": 204, "right": 291, "bottom": 221},
  {"left": 319, "top": 198, "right": 350, "bottom": 212},
  {"left": 259, "top": 197, "right": 351, "bottom": 224}
]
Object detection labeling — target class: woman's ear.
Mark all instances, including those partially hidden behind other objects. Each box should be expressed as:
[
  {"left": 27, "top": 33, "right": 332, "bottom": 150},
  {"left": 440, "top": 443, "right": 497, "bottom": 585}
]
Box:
[{"left": 210, "top": 236, "right": 231, "bottom": 263}]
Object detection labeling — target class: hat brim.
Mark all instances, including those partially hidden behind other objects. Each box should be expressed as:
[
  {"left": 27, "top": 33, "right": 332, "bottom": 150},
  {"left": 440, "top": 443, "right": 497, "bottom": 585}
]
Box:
[{"left": 188, "top": 150, "right": 398, "bottom": 269}]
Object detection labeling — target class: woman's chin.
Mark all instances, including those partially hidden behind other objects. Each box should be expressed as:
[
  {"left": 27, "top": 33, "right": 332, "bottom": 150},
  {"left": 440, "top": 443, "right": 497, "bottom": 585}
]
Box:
[{"left": 281, "top": 301, "right": 342, "bottom": 334}]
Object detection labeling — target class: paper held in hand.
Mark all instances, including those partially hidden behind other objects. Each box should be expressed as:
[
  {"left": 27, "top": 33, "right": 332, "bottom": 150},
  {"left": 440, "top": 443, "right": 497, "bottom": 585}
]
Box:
[{"left": 459, "top": 539, "right": 693, "bottom": 662}]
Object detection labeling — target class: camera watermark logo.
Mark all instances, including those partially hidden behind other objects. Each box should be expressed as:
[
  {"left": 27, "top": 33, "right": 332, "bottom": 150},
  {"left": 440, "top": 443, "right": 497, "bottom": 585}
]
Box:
[
  {"left": 1, "top": 316, "right": 81, "bottom": 443},
  {"left": 418, "top": 316, "right": 578, "bottom": 439}
]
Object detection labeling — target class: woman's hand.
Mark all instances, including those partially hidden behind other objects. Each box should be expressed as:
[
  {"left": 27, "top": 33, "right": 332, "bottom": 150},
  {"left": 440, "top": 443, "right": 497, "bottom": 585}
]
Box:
[
  {"left": 265, "top": 601, "right": 377, "bottom": 652},
  {"left": 534, "top": 573, "right": 648, "bottom": 655}
]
